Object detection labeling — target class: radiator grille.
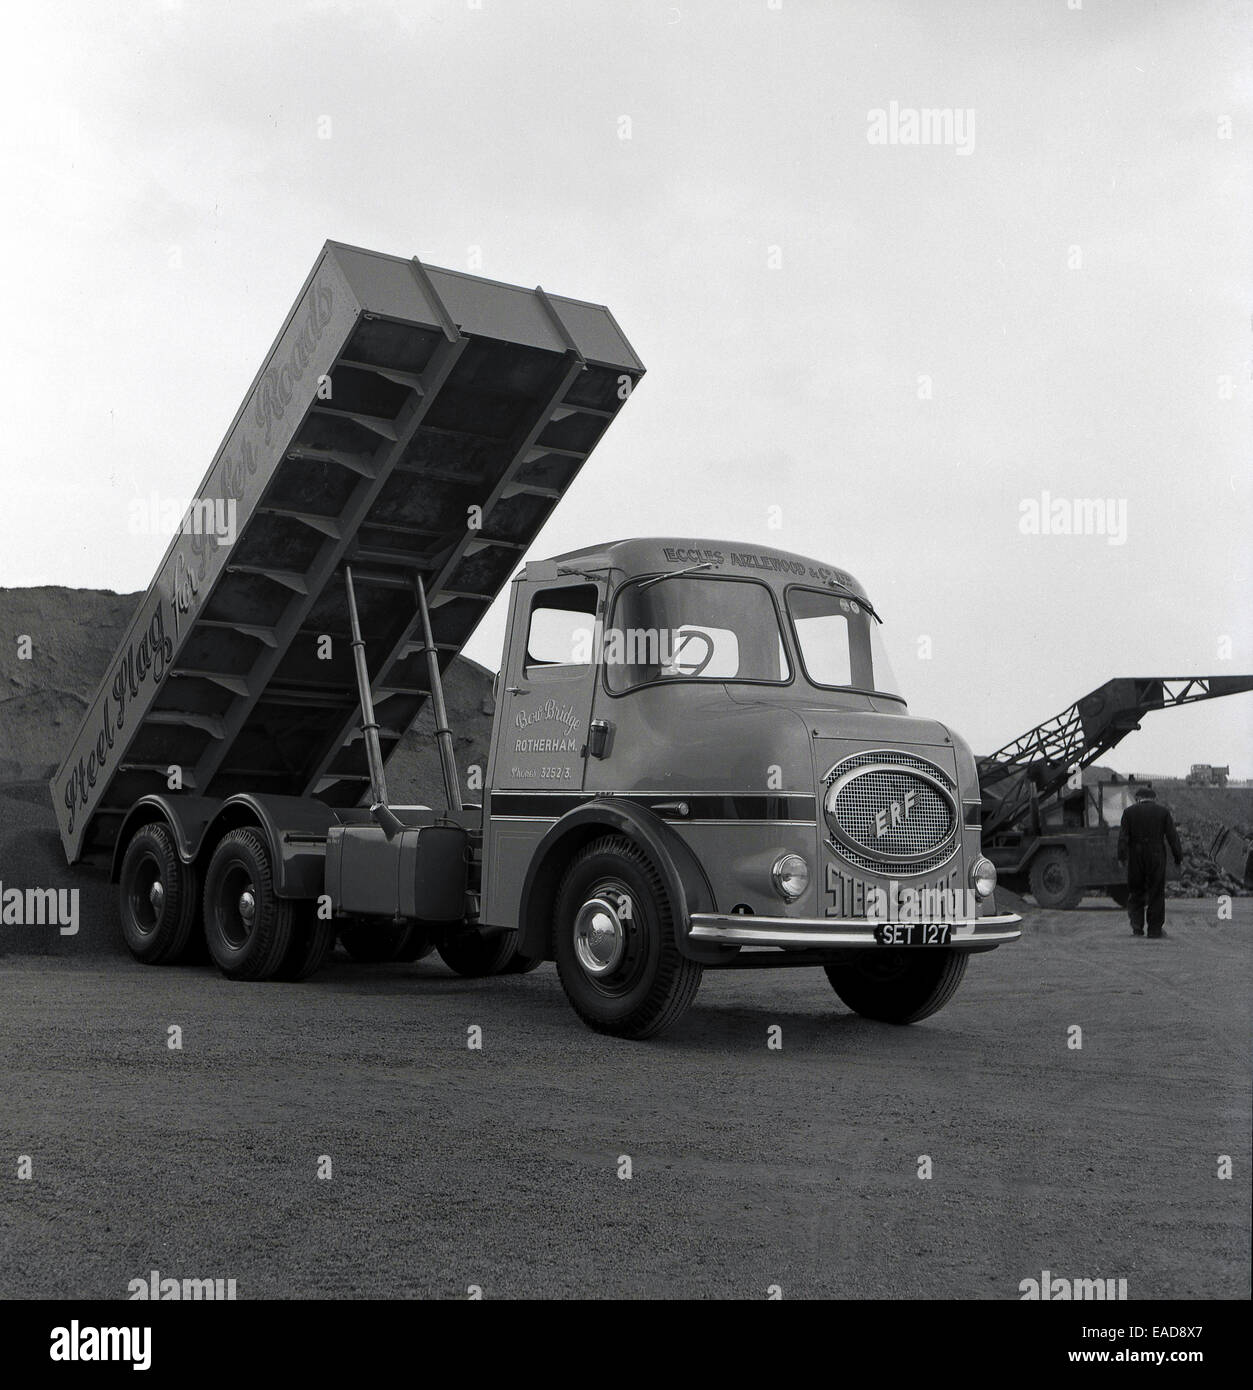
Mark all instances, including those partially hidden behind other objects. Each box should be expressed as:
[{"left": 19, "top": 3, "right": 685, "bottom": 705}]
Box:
[{"left": 823, "top": 750, "right": 958, "bottom": 876}]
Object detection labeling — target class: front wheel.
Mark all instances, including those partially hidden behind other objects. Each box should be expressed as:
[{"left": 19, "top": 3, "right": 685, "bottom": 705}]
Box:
[
  {"left": 1029, "top": 848, "right": 1084, "bottom": 909},
  {"left": 553, "top": 835, "right": 702, "bottom": 1039},
  {"left": 203, "top": 828, "right": 295, "bottom": 981},
  {"left": 824, "top": 948, "right": 968, "bottom": 1024}
]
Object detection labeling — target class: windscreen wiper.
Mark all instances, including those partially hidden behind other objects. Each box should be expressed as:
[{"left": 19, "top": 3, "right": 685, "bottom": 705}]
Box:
[
  {"left": 825, "top": 580, "right": 883, "bottom": 624},
  {"left": 638, "top": 561, "right": 716, "bottom": 591}
]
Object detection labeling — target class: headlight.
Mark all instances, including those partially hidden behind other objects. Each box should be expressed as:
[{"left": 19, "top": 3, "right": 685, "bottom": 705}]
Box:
[
  {"left": 772, "top": 853, "right": 810, "bottom": 902},
  {"left": 969, "top": 856, "right": 997, "bottom": 899}
]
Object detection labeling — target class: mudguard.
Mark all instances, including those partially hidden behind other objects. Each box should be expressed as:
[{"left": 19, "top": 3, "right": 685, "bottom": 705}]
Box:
[
  {"left": 516, "top": 797, "right": 734, "bottom": 964},
  {"left": 111, "top": 792, "right": 340, "bottom": 900},
  {"left": 197, "top": 794, "right": 342, "bottom": 899},
  {"left": 110, "top": 795, "right": 222, "bottom": 882}
]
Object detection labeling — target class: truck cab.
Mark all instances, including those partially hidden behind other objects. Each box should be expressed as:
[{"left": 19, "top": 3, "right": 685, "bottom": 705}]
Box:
[{"left": 481, "top": 537, "right": 1019, "bottom": 1036}]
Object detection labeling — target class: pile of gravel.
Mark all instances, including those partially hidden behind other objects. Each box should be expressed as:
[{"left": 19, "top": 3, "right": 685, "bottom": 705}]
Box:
[{"left": 0, "top": 780, "right": 119, "bottom": 958}]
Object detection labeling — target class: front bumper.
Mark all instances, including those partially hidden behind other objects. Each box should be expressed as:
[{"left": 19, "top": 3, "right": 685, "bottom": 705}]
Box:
[{"left": 687, "top": 912, "right": 1022, "bottom": 949}]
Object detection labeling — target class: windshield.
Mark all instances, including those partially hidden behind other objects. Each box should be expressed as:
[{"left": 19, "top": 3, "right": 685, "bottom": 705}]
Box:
[
  {"left": 606, "top": 576, "right": 791, "bottom": 692},
  {"left": 786, "top": 587, "right": 904, "bottom": 700}
]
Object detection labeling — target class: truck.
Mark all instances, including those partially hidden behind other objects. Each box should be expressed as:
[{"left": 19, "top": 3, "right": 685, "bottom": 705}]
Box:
[
  {"left": 978, "top": 677, "right": 1253, "bottom": 908},
  {"left": 1186, "top": 763, "right": 1230, "bottom": 787},
  {"left": 53, "top": 240, "right": 1020, "bottom": 1039},
  {"left": 986, "top": 772, "right": 1174, "bottom": 910}
]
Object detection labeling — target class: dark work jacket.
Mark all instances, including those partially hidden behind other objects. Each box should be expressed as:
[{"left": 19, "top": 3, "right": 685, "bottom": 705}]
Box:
[{"left": 1118, "top": 800, "right": 1183, "bottom": 864}]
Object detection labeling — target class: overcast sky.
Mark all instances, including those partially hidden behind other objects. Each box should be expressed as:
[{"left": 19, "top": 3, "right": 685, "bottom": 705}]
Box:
[{"left": 1, "top": 0, "right": 1249, "bottom": 774}]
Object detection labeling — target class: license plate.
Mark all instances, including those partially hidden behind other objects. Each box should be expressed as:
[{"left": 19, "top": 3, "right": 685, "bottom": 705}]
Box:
[{"left": 873, "top": 923, "right": 952, "bottom": 946}]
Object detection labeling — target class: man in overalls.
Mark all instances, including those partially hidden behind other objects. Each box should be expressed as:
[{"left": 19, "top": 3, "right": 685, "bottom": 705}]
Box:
[{"left": 1117, "top": 784, "right": 1184, "bottom": 938}]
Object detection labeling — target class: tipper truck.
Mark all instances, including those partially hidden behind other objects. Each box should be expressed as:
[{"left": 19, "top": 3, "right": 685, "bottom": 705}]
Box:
[{"left": 53, "top": 241, "right": 1020, "bottom": 1039}]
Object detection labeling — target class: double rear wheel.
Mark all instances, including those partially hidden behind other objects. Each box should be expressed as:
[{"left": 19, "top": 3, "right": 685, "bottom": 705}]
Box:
[
  {"left": 202, "top": 827, "right": 331, "bottom": 981},
  {"left": 117, "top": 823, "right": 201, "bottom": 965},
  {"left": 437, "top": 930, "right": 540, "bottom": 977},
  {"left": 339, "top": 921, "right": 433, "bottom": 964}
]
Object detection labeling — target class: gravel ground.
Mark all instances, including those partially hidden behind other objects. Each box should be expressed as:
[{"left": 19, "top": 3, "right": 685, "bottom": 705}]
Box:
[{"left": 2, "top": 895, "right": 1248, "bottom": 1301}]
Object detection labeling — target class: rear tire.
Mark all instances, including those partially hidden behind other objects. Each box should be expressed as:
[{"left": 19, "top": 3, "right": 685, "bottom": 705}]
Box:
[
  {"left": 393, "top": 926, "right": 435, "bottom": 963},
  {"left": 1029, "top": 848, "right": 1084, "bottom": 909},
  {"left": 825, "top": 948, "right": 968, "bottom": 1024},
  {"left": 553, "top": 835, "right": 702, "bottom": 1039},
  {"left": 437, "top": 930, "right": 518, "bottom": 978},
  {"left": 1107, "top": 884, "right": 1130, "bottom": 908},
  {"left": 117, "top": 823, "right": 201, "bottom": 965},
  {"left": 339, "top": 921, "right": 430, "bottom": 963},
  {"left": 203, "top": 828, "right": 294, "bottom": 981},
  {"left": 275, "top": 906, "right": 336, "bottom": 981}
]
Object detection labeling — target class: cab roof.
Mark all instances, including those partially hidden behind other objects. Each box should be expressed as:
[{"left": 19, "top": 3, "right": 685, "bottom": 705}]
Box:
[{"left": 524, "top": 537, "right": 869, "bottom": 599}]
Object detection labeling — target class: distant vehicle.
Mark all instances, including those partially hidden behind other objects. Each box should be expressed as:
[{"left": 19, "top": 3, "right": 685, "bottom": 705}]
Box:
[
  {"left": 1186, "top": 763, "right": 1230, "bottom": 787},
  {"left": 977, "top": 678, "right": 1253, "bottom": 908}
]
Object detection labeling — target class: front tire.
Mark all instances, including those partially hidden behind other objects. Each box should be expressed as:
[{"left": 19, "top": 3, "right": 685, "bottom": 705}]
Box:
[
  {"left": 117, "top": 823, "right": 201, "bottom": 964},
  {"left": 1029, "top": 848, "right": 1084, "bottom": 909},
  {"left": 825, "top": 948, "right": 968, "bottom": 1023},
  {"left": 203, "top": 828, "right": 295, "bottom": 981},
  {"left": 553, "top": 835, "right": 702, "bottom": 1039}
]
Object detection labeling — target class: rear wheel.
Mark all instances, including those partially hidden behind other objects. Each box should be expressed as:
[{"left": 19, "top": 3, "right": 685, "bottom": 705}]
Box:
[
  {"left": 1029, "top": 848, "right": 1084, "bottom": 909},
  {"left": 394, "top": 927, "right": 435, "bottom": 963},
  {"left": 117, "top": 823, "right": 201, "bottom": 964},
  {"left": 1107, "top": 884, "right": 1130, "bottom": 908},
  {"left": 553, "top": 835, "right": 702, "bottom": 1039},
  {"left": 339, "top": 921, "right": 431, "bottom": 963},
  {"left": 824, "top": 948, "right": 968, "bottom": 1024},
  {"left": 437, "top": 930, "right": 518, "bottom": 978},
  {"left": 275, "top": 906, "right": 336, "bottom": 981},
  {"left": 203, "top": 828, "right": 295, "bottom": 981}
]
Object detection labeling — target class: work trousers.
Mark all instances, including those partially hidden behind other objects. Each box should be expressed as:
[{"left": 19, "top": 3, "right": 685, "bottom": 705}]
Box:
[{"left": 1126, "top": 846, "right": 1167, "bottom": 934}]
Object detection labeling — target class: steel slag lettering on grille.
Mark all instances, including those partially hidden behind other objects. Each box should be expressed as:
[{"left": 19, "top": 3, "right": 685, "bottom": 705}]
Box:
[
  {"left": 823, "top": 759, "right": 956, "bottom": 867},
  {"left": 824, "top": 863, "right": 962, "bottom": 919}
]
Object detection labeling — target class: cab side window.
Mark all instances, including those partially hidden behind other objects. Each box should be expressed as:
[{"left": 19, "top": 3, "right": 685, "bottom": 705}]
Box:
[{"left": 525, "top": 585, "right": 599, "bottom": 678}]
